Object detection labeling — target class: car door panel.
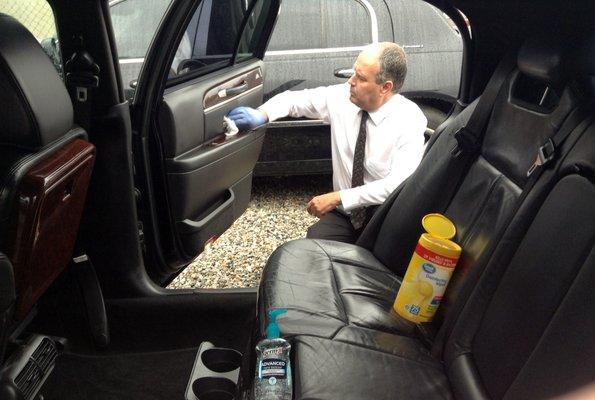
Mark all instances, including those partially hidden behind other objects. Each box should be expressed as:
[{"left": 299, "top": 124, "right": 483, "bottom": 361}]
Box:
[
  {"left": 157, "top": 61, "right": 266, "bottom": 259},
  {"left": 170, "top": 143, "right": 261, "bottom": 258}
]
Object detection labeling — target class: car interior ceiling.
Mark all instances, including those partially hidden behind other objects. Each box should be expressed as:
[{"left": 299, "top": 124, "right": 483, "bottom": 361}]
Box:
[{"left": 0, "top": 0, "right": 593, "bottom": 399}]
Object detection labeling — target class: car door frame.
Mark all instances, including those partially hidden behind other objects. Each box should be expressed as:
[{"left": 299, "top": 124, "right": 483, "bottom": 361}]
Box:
[{"left": 130, "top": 0, "right": 281, "bottom": 284}]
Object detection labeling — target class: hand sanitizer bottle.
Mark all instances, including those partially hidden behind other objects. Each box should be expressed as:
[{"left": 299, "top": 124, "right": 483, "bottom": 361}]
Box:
[{"left": 254, "top": 309, "right": 292, "bottom": 400}]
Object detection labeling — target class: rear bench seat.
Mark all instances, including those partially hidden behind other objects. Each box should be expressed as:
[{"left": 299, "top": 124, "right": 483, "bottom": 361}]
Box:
[{"left": 249, "top": 36, "right": 595, "bottom": 399}]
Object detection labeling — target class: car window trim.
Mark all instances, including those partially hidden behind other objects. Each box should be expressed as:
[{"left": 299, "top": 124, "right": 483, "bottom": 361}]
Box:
[
  {"left": 356, "top": 0, "right": 378, "bottom": 42},
  {"left": 119, "top": 58, "right": 145, "bottom": 64},
  {"left": 108, "top": 0, "right": 126, "bottom": 7},
  {"left": 265, "top": 45, "right": 372, "bottom": 56}
]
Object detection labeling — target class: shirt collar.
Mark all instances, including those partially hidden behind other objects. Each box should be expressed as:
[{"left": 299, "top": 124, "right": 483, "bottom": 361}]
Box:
[{"left": 366, "top": 94, "right": 401, "bottom": 126}]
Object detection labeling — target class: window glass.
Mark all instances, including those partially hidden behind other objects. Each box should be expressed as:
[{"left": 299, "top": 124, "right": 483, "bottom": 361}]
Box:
[
  {"left": 235, "top": 0, "right": 275, "bottom": 63},
  {"left": 267, "top": 0, "right": 371, "bottom": 52},
  {"left": 171, "top": 0, "right": 273, "bottom": 80},
  {"left": 0, "top": 0, "right": 62, "bottom": 77},
  {"left": 173, "top": 0, "right": 247, "bottom": 77},
  {"left": 109, "top": 0, "right": 171, "bottom": 94},
  {"left": 387, "top": 0, "right": 464, "bottom": 97},
  {"left": 110, "top": 0, "right": 171, "bottom": 59}
]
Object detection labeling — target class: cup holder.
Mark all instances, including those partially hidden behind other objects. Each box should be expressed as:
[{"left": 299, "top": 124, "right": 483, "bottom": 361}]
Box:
[
  {"left": 192, "top": 377, "right": 236, "bottom": 400},
  {"left": 201, "top": 348, "right": 242, "bottom": 373},
  {"left": 185, "top": 342, "right": 242, "bottom": 400}
]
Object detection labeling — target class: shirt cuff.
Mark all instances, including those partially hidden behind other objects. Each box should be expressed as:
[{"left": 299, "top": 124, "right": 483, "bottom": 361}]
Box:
[
  {"left": 258, "top": 103, "right": 287, "bottom": 123},
  {"left": 339, "top": 187, "right": 363, "bottom": 212}
]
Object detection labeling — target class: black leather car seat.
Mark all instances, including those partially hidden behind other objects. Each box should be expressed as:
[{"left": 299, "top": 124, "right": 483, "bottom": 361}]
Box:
[
  {"left": 0, "top": 14, "right": 96, "bottom": 324},
  {"left": 249, "top": 35, "right": 595, "bottom": 399},
  {"left": 258, "top": 37, "right": 585, "bottom": 338}
]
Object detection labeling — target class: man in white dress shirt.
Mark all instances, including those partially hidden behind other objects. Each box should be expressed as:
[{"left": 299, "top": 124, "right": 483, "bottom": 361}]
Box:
[{"left": 228, "top": 42, "right": 426, "bottom": 243}]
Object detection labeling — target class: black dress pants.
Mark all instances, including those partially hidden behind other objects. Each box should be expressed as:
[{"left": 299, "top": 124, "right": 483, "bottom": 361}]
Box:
[{"left": 306, "top": 208, "right": 376, "bottom": 244}]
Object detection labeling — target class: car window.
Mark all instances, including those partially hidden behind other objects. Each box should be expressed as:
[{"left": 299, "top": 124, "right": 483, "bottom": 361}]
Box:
[
  {"left": 0, "top": 0, "right": 62, "bottom": 78},
  {"left": 389, "top": 0, "right": 463, "bottom": 96},
  {"left": 234, "top": 0, "right": 276, "bottom": 63},
  {"left": 109, "top": 0, "right": 172, "bottom": 92},
  {"left": 267, "top": 0, "right": 373, "bottom": 51},
  {"left": 110, "top": 0, "right": 171, "bottom": 59},
  {"left": 169, "top": 0, "right": 274, "bottom": 80},
  {"left": 176, "top": 0, "right": 245, "bottom": 75}
]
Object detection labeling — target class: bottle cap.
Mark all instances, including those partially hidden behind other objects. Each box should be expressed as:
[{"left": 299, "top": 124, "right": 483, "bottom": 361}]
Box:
[
  {"left": 422, "top": 213, "right": 456, "bottom": 239},
  {"left": 267, "top": 308, "right": 287, "bottom": 339}
]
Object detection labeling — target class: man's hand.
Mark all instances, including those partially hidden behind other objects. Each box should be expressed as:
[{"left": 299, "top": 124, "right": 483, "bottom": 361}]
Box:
[
  {"left": 307, "top": 191, "right": 341, "bottom": 218},
  {"left": 227, "top": 107, "right": 268, "bottom": 131}
]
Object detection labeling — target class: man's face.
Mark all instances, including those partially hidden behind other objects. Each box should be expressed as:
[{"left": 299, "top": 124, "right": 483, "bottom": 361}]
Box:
[{"left": 347, "top": 51, "right": 384, "bottom": 111}]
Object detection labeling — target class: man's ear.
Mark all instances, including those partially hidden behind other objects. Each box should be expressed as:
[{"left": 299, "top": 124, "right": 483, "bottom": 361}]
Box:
[{"left": 381, "top": 80, "right": 394, "bottom": 94}]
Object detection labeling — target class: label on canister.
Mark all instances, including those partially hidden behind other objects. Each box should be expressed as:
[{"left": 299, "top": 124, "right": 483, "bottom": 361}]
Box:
[{"left": 394, "top": 234, "right": 460, "bottom": 323}]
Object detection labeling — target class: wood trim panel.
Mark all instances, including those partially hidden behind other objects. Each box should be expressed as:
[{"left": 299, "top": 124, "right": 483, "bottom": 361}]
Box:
[{"left": 8, "top": 139, "right": 96, "bottom": 320}]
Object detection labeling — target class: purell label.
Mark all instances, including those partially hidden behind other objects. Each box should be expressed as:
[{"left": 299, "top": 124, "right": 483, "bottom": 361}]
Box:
[
  {"left": 260, "top": 358, "right": 287, "bottom": 379},
  {"left": 262, "top": 346, "right": 284, "bottom": 358}
]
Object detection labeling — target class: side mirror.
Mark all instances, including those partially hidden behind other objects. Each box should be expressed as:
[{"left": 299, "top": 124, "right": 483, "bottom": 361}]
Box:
[{"left": 334, "top": 68, "right": 354, "bottom": 79}]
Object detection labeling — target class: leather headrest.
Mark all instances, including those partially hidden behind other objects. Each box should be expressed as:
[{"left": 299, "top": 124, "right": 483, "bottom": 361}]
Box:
[
  {"left": 0, "top": 14, "right": 73, "bottom": 150},
  {"left": 517, "top": 36, "right": 566, "bottom": 87}
]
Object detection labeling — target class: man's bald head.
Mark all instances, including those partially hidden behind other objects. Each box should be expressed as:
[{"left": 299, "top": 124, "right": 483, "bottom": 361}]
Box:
[
  {"left": 348, "top": 42, "right": 407, "bottom": 111},
  {"left": 360, "top": 42, "right": 408, "bottom": 93}
]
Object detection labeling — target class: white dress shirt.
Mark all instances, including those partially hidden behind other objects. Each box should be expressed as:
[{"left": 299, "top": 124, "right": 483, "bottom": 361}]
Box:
[{"left": 259, "top": 83, "right": 427, "bottom": 212}]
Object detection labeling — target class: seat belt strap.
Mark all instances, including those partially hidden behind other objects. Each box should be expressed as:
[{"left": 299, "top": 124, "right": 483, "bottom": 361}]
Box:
[
  {"left": 527, "top": 108, "right": 592, "bottom": 177},
  {"left": 451, "top": 52, "right": 518, "bottom": 157},
  {"left": 64, "top": 37, "right": 100, "bottom": 131}
]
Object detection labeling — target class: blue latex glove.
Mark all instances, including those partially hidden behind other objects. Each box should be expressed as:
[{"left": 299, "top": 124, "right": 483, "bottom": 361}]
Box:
[{"left": 227, "top": 107, "right": 267, "bottom": 131}]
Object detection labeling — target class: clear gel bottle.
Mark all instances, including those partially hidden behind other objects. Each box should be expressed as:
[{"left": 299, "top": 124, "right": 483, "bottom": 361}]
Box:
[{"left": 254, "top": 309, "right": 292, "bottom": 400}]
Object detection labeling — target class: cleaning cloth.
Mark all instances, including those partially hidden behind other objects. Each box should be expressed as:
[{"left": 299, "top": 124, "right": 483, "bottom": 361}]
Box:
[{"left": 223, "top": 116, "right": 239, "bottom": 137}]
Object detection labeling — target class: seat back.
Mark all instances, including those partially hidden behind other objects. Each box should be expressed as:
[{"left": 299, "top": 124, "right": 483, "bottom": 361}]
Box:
[
  {"left": 0, "top": 14, "right": 95, "bottom": 320},
  {"left": 444, "top": 117, "right": 594, "bottom": 399},
  {"left": 440, "top": 32, "right": 595, "bottom": 400},
  {"left": 369, "top": 36, "right": 586, "bottom": 327}
]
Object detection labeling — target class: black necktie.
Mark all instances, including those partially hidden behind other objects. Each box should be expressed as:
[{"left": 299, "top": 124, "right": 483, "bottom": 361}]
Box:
[{"left": 350, "top": 111, "right": 368, "bottom": 230}]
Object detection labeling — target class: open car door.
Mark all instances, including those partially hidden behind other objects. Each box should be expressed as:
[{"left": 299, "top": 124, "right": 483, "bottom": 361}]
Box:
[{"left": 130, "top": 0, "right": 280, "bottom": 284}]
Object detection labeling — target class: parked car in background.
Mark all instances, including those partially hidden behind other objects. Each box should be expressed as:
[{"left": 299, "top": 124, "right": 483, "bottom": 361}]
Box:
[
  {"left": 107, "top": 0, "right": 463, "bottom": 175},
  {"left": 257, "top": 0, "right": 463, "bottom": 175}
]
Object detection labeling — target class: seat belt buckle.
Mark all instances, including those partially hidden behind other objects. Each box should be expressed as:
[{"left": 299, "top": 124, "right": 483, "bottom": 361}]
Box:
[
  {"left": 527, "top": 138, "right": 555, "bottom": 177},
  {"left": 450, "top": 127, "right": 479, "bottom": 158}
]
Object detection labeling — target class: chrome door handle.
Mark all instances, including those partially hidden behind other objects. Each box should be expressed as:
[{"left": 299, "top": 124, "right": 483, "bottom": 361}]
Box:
[
  {"left": 334, "top": 68, "right": 354, "bottom": 78},
  {"left": 219, "top": 82, "right": 248, "bottom": 98}
]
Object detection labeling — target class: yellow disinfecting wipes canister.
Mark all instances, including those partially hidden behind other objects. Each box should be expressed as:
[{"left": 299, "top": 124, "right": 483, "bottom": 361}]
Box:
[{"left": 393, "top": 214, "right": 462, "bottom": 323}]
